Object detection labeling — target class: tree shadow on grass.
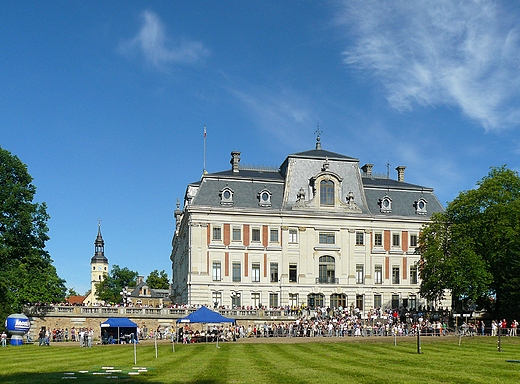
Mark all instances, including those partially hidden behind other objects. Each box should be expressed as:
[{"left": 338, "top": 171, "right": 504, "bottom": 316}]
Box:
[
  {"left": 0, "top": 371, "right": 151, "bottom": 384},
  {"left": 0, "top": 372, "right": 226, "bottom": 384}
]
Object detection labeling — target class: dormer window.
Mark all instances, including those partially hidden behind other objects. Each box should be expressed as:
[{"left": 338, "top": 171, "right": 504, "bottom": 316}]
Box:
[
  {"left": 220, "top": 187, "right": 234, "bottom": 206},
  {"left": 379, "top": 195, "right": 392, "bottom": 213},
  {"left": 320, "top": 180, "right": 334, "bottom": 206},
  {"left": 414, "top": 198, "right": 427, "bottom": 215},
  {"left": 258, "top": 189, "right": 272, "bottom": 207}
]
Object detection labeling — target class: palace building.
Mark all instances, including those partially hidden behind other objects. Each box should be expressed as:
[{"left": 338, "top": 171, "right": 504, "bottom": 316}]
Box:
[{"left": 170, "top": 137, "right": 447, "bottom": 314}]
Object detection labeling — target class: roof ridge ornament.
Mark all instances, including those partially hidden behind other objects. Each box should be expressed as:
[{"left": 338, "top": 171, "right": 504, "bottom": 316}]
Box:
[{"left": 315, "top": 124, "right": 322, "bottom": 150}]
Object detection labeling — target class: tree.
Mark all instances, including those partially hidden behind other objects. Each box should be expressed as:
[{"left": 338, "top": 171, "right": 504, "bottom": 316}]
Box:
[
  {"left": 66, "top": 287, "right": 79, "bottom": 298},
  {"left": 419, "top": 166, "right": 520, "bottom": 319},
  {"left": 145, "top": 269, "right": 170, "bottom": 289},
  {"left": 95, "top": 264, "right": 138, "bottom": 304},
  {"left": 0, "top": 146, "right": 66, "bottom": 323}
]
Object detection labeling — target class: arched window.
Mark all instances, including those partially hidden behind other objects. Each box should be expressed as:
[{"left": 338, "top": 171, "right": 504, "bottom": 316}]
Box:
[
  {"left": 414, "top": 198, "right": 427, "bottom": 215},
  {"left": 318, "top": 256, "right": 336, "bottom": 284},
  {"left": 307, "top": 293, "right": 324, "bottom": 308},
  {"left": 219, "top": 187, "right": 234, "bottom": 206},
  {"left": 330, "top": 293, "right": 346, "bottom": 309},
  {"left": 320, "top": 180, "right": 334, "bottom": 206}
]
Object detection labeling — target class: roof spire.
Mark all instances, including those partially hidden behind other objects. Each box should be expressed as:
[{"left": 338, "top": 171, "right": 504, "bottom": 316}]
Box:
[
  {"left": 92, "top": 219, "right": 108, "bottom": 263},
  {"left": 315, "top": 123, "right": 322, "bottom": 150}
]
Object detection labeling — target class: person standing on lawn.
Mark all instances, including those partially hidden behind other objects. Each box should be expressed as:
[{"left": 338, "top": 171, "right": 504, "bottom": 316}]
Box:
[{"left": 1, "top": 331, "right": 7, "bottom": 347}]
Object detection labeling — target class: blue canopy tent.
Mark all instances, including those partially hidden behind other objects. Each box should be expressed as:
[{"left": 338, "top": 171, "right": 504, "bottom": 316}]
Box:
[
  {"left": 176, "top": 306, "right": 235, "bottom": 345},
  {"left": 100, "top": 317, "right": 138, "bottom": 344},
  {"left": 177, "top": 306, "right": 235, "bottom": 324}
]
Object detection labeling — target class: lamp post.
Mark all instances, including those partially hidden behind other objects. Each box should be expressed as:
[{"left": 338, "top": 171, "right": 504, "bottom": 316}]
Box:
[
  {"left": 453, "top": 314, "right": 461, "bottom": 335},
  {"left": 120, "top": 287, "right": 131, "bottom": 307},
  {"left": 230, "top": 291, "right": 241, "bottom": 308}
]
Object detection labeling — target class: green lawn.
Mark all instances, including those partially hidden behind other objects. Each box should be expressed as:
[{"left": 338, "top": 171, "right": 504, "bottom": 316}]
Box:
[{"left": 1, "top": 336, "right": 520, "bottom": 383}]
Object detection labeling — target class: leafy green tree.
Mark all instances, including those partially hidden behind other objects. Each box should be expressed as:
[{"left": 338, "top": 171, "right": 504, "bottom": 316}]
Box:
[
  {"left": 66, "top": 287, "right": 79, "bottom": 298},
  {"left": 145, "top": 269, "right": 170, "bottom": 289},
  {"left": 419, "top": 166, "right": 520, "bottom": 319},
  {"left": 95, "top": 264, "right": 138, "bottom": 304},
  {"left": 0, "top": 146, "right": 66, "bottom": 323}
]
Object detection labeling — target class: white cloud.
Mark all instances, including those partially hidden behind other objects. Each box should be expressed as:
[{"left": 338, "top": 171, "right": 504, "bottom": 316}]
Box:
[
  {"left": 228, "top": 86, "right": 314, "bottom": 149},
  {"left": 336, "top": 0, "right": 520, "bottom": 131},
  {"left": 120, "top": 10, "right": 210, "bottom": 69}
]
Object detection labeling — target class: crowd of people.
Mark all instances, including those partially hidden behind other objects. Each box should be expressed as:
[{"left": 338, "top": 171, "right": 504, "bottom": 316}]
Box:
[
  {"left": 36, "top": 326, "right": 94, "bottom": 346},
  {"left": 178, "top": 306, "right": 520, "bottom": 342},
  {"left": 20, "top": 302, "right": 520, "bottom": 345}
]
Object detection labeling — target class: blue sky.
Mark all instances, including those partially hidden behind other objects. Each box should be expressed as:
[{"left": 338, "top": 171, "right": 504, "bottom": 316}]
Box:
[{"left": 2, "top": 1, "right": 520, "bottom": 295}]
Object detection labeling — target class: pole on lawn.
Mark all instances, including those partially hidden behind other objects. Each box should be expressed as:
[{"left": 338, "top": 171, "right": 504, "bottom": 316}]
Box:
[
  {"left": 417, "top": 323, "right": 421, "bottom": 354},
  {"left": 133, "top": 333, "right": 137, "bottom": 365},
  {"left": 155, "top": 332, "right": 158, "bottom": 358},
  {"left": 498, "top": 323, "right": 502, "bottom": 352}
]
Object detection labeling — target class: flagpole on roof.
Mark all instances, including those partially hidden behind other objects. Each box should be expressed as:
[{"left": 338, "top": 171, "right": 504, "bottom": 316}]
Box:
[{"left": 203, "top": 125, "right": 207, "bottom": 175}]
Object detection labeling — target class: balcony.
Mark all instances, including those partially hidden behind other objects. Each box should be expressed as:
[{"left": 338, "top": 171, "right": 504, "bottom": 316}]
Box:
[{"left": 315, "top": 277, "right": 339, "bottom": 284}]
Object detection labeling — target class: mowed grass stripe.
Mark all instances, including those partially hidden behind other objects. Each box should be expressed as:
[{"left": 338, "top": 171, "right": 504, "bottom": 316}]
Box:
[
  {"left": 3, "top": 338, "right": 520, "bottom": 383},
  {"left": 263, "top": 343, "right": 378, "bottom": 383},
  {"left": 238, "top": 343, "right": 344, "bottom": 383},
  {"left": 191, "top": 344, "right": 234, "bottom": 383},
  {"left": 236, "top": 343, "right": 290, "bottom": 383}
]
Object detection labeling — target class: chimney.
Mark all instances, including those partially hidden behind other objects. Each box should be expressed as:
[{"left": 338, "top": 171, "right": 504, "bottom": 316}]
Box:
[
  {"left": 396, "top": 166, "right": 406, "bottom": 182},
  {"left": 230, "top": 151, "right": 241, "bottom": 173},
  {"left": 361, "top": 164, "right": 374, "bottom": 178}
]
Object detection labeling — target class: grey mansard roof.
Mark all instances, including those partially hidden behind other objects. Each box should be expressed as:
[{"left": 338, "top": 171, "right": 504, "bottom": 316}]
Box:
[
  {"left": 288, "top": 148, "right": 358, "bottom": 161},
  {"left": 183, "top": 146, "right": 444, "bottom": 218},
  {"left": 189, "top": 169, "right": 285, "bottom": 209}
]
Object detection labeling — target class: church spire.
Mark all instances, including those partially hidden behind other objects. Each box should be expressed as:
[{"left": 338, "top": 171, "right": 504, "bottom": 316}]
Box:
[{"left": 91, "top": 219, "right": 108, "bottom": 263}]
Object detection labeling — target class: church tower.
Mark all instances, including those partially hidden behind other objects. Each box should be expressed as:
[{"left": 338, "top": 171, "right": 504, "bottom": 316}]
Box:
[{"left": 89, "top": 220, "right": 109, "bottom": 304}]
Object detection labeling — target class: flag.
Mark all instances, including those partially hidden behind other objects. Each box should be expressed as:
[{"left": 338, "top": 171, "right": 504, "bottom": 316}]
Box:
[{"left": 204, "top": 125, "right": 206, "bottom": 138}]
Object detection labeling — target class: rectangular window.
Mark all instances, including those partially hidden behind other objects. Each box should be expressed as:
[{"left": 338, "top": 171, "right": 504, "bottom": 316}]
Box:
[
  {"left": 251, "top": 292, "right": 261, "bottom": 308},
  {"left": 270, "top": 262, "right": 278, "bottom": 283},
  {"left": 392, "top": 266, "right": 400, "bottom": 284},
  {"left": 356, "top": 295, "right": 364, "bottom": 311},
  {"left": 356, "top": 231, "right": 364, "bottom": 245},
  {"left": 356, "top": 264, "right": 364, "bottom": 284},
  {"left": 391, "top": 294, "right": 400, "bottom": 309},
  {"left": 269, "top": 293, "right": 278, "bottom": 308},
  {"left": 211, "top": 291, "right": 222, "bottom": 308},
  {"left": 410, "top": 234, "right": 418, "bottom": 247},
  {"left": 289, "top": 228, "right": 298, "bottom": 243},
  {"left": 232, "top": 227, "right": 241, "bottom": 242},
  {"left": 212, "top": 226, "right": 222, "bottom": 241},
  {"left": 289, "top": 264, "right": 297, "bottom": 282},
  {"left": 374, "top": 233, "right": 383, "bottom": 247},
  {"left": 270, "top": 228, "right": 279, "bottom": 243},
  {"left": 252, "top": 262, "right": 260, "bottom": 282},
  {"left": 212, "top": 261, "right": 221, "bottom": 281},
  {"left": 289, "top": 293, "right": 298, "bottom": 307},
  {"left": 231, "top": 292, "right": 241, "bottom": 308},
  {"left": 410, "top": 295, "right": 417, "bottom": 310},
  {"left": 374, "top": 264, "right": 383, "bottom": 284},
  {"left": 410, "top": 265, "right": 418, "bottom": 284},
  {"left": 373, "top": 294, "right": 382, "bottom": 309},
  {"left": 232, "top": 262, "right": 241, "bottom": 282},
  {"left": 252, "top": 228, "right": 261, "bottom": 242},
  {"left": 319, "top": 232, "right": 335, "bottom": 244},
  {"left": 392, "top": 233, "right": 400, "bottom": 247}
]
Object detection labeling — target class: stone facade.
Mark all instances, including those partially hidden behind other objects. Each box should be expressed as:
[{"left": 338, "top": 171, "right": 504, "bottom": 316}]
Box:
[{"left": 170, "top": 141, "right": 450, "bottom": 315}]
